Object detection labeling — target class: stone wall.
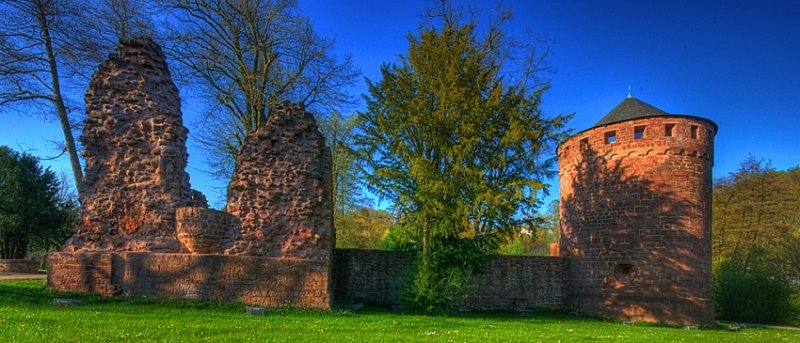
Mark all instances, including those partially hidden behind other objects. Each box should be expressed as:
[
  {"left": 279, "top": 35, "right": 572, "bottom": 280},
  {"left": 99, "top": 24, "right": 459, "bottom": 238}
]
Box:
[
  {"left": 468, "top": 255, "right": 566, "bottom": 309},
  {"left": 64, "top": 38, "right": 204, "bottom": 253},
  {"left": 48, "top": 252, "right": 330, "bottom": 308},
  {"left": 49, "top": 250, "right": 563, "bottom": 311},
  {"left": 175, "top": 207, "right": 233, "bottom": 254},
  {"left": 558, "top": 115, "right": 716, "bottom": 324},
  {"left": 47, "top": 253, "right": 115, "bottom": 295},
  {"left": 0, "top": 259, "right": 39, "bottom": 273},
  {"left": 225, "top": 103, "right": 333, "bottom": 260},
  {"left": 333, "top": 249, "right": 566, "bottom": 309},
  {"left": 333, "top": 249, "right": 414, "bottom": 305}
]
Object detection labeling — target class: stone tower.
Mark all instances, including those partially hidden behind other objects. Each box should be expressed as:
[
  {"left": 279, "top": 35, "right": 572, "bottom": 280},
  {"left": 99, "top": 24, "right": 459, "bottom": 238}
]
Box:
[{"left": 557, "top": 96, "right": 716, "bottom": 324}]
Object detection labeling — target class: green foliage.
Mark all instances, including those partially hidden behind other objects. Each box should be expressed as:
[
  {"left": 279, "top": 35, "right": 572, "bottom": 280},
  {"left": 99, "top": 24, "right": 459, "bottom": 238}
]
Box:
[
  {"left": 318, "top": 111, "right": 389, "bottom": 250},
  {"left": 355, "top": 4, "right": 569, "bottom": 313},
  {"left": 713, "top": 157, "right": 800, "bottom": 266},
  {"left": 0, "top": 146, "right": 75, "bottom": 259},
  {"left": 498, "top": 200, "right": 560, "bottom": 256},
  {"left": 713, "top": 251, "right": 795, "bottom": 324},
  {"left": 711, "top": 157, "right": 800, "bottom": 324},
  {"left": 405, "top": 234, "right": 497, "bottom": 313},
  {"left": 380, "top": 224, "right": 418, "bottom": 251},
  {"left": 3, "top": 280, "right": 800, "bottom": 342},
  {"left": 498, "top": 237, "right": 526, "bottom": 256},
  {"left": 319, "top": 111, "right": 369, "bottom": 217},
  {"left": 336, "top": 207, "right": 394, "bottom": 249}
]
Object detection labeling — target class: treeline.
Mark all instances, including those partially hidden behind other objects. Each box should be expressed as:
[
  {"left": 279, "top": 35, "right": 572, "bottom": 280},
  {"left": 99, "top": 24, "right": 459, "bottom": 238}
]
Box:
[{"left": 712, "top": 156, "right": 800, "bottom": 324}]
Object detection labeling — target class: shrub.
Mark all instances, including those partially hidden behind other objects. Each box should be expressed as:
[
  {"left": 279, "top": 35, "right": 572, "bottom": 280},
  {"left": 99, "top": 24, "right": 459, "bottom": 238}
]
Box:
[
  {"left": 402, "top": 234, "right": 496, "bottom": 314},
  {"left": 713, "top": 254, "right": 794, "bottom": 324}
]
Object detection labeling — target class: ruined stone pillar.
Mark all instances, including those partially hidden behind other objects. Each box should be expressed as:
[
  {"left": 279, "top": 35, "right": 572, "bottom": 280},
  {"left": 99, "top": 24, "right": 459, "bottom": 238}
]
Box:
[
  {"left": 64, "top": 38, "right": 204, "bottom": 253},
  {"left": 225, "top": 103, "right": 334, "bottom": 261}
]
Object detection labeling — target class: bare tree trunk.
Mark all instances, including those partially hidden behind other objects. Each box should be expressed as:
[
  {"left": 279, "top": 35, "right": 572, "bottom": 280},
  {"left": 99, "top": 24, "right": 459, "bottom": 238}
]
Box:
[{"left": 35, "top": 1, "right": 83, "bottom": 197}]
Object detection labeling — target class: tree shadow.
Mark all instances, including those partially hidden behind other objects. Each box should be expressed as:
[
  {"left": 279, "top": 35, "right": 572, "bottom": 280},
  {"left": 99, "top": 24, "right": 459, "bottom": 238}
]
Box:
[
  {"left": 560, "top": 146, "right": 712, "bottom": 323},
  {"left": 107, "top": 252, "right": 328, "bottom": 308}
]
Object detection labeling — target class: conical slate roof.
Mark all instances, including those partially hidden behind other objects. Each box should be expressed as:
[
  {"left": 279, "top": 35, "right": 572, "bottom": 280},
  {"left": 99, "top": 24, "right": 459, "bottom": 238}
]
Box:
[{"left": 594, "top": 97, "right": 670, "bottom": 127}]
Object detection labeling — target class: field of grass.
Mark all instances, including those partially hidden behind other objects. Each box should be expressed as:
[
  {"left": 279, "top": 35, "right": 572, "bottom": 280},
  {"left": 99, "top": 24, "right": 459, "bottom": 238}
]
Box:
[{"left": 1, "top": 279, "right": 798, "bottom": 342}]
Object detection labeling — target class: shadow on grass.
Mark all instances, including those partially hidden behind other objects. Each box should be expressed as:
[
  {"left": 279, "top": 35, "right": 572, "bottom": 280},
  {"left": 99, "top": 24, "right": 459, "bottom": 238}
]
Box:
[
  {"left": 2, "top": 279, "right": 738, "bottom": 334},
  {"left": 1, "top": 279, "right": 350, "bottom": 317}
]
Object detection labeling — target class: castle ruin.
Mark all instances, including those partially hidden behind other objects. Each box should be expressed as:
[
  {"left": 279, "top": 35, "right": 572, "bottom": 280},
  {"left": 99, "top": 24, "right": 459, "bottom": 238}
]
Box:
[
  {"left": 49, "top": 38, "right": 333, "bottom": 308},
  {"left": 48, "top": 38, "right": 716, "bottom": 324}
]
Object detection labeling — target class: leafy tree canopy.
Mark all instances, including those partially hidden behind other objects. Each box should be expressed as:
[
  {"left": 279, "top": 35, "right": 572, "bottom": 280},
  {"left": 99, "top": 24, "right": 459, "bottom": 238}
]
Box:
[
  {"left": 0, "top": 146, "right": 76, "bottom": 259},
  {"left": 354, "top": 2, "right": 570, "bottom": 312},
  {"left": 713, "top": 156, "right": 800, "bottom": 269}
]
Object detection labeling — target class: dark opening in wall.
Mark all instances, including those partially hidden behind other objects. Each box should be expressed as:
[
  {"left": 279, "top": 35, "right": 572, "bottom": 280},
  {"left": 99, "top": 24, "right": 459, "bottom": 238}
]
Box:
[
  {"left": 580, "top": 138, "right": 589, "bottom": 151},
  {"left": 613, "top": 263, "right": 637, "bottom": 282},
  {"left": 691, "top": 125, "right": 699, "bottom": 139},
  {"left": 665, "top": 124, "right": 676, "bottom": 137},
  {"left": 605, "top": 131, "right": 617, "bottom": 144},
  {"left": 634, "top": 126, "right": 645, "bottom": 139}
]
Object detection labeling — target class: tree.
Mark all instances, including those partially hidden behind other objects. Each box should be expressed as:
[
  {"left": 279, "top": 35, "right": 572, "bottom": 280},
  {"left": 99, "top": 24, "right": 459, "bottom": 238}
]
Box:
[
  {"left": 498, "top": 200, "right": 560, "bottom": 256},
  {"left": 713, "top": 250, "right": 794, "bottom": 324},
  {"left": 712, "top": 157, "right": 800, "bottom": 266},
  {"left": 318, "top": 110, "right": 385, "bottom": 249},
  {"left": 0, "top": 0, "right": 149, "bottom": 198},
  {"left": 0, "top": 0, "right": 88, "bottom": 196},
  {"left": 318, "top": 111, "right": 369, "bottom": 222},
  {"left": 0, "top": 146, "right": 75, "bottom": 259},
  {"left": 336, "top": 207, "right": 394, "bottom": 249},
  {"left": 88, "top": 0, "right": 153, "bottom": 41},
  {"left": 159, "top": 0, "right": 359, "bottom": 180},
  {"left": 711, "top": 157, "right": 800, "bottom": 324},
  {"left": 354, "top": 2, "right": 569, "bottom": 312}
]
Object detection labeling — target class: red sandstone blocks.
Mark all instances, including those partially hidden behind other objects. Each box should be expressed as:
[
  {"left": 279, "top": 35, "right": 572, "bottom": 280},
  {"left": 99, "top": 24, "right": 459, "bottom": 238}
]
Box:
[
  {"left": 558, "top": 112, "right": 716, "bottom": 324},
  {"left": 49, "top": 252, "right": 332, "bottom": 308},
  {"left": 64, "top": 38, "right": 204, "bottom": 253},
  {"left": 175, "top": 207, "right": 231, "bottom": 254},
  {"left": 224, "top": 103, "right": 333, "bottom": 260}
]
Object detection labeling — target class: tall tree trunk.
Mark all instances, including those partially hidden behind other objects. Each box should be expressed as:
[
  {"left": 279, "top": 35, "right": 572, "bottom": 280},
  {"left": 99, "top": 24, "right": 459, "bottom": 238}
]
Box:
[{"left": 36, "top": 1, "right": 83, "bottom": 198}]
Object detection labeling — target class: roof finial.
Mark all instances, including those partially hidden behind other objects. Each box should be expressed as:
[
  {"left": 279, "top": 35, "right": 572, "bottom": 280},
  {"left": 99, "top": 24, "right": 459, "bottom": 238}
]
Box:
[{"left": 627, "top": 85, "right": 633, "bottom": 99}]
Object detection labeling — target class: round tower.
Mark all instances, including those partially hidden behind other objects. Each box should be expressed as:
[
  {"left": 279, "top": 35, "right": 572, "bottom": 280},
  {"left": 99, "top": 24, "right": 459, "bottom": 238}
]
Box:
[{"left": 557, "top": 96, "right": 716, "bottom": 324}]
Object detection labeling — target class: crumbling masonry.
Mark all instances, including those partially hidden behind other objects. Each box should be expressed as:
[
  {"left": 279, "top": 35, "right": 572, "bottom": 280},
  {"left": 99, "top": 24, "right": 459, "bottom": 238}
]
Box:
[
  {"left": 49, "top": 38, "right": 333, "bottom": 308},
  {"left": 48, "top": 38, "right": 716, "bottom": 324}
]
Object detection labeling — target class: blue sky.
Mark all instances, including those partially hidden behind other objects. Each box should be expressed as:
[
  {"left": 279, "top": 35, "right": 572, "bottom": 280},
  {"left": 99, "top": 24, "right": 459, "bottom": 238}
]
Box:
[{"left": 2, "top": 0, "right": 799, "bottom": 209}]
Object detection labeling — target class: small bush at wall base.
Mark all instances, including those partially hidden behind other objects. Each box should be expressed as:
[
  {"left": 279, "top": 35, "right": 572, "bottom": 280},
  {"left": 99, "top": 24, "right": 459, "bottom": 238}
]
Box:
[{"left": 713, "top": 254, "right": 794, "bottom": 324}]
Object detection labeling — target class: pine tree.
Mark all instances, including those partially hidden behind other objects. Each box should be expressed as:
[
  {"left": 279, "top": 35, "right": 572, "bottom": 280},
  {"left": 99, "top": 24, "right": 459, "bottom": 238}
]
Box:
[{"left": 355, "top": 4, "right": 569, "bottom": 312}]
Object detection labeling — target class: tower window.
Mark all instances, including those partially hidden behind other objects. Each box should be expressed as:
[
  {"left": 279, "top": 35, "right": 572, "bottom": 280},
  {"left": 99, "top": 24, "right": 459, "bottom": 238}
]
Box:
[
  {"left": 665, "top": 124, "right": 676, "bottom": 137},
  {"left": 580, "top": 138, "right": 589, "bottom": 151},
  {"left": 691, "top": 125, "right": 699, "bottom": 139},
  {"left": 634, "top": 126, "right": 645, "bottom": 139},
  {"left": 605, "top": 131, "right": 617, "bottom": 144}
]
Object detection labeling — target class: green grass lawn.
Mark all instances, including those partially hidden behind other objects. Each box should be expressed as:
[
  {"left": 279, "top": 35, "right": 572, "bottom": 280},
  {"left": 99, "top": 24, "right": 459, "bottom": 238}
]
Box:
[{"left": 1, "top": 280, "right": 798, "bottom": 342}]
